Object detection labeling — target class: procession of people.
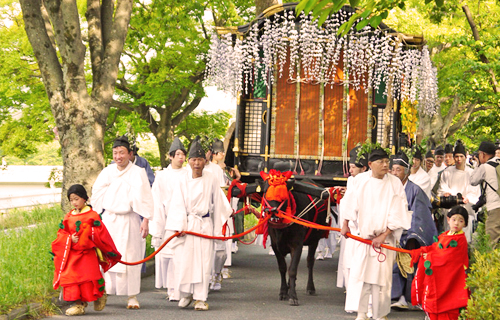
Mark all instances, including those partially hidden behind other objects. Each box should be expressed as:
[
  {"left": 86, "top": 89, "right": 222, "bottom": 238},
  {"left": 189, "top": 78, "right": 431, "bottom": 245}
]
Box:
[{"left": 53, "top": 135, "right": 500, "bottom": 320}]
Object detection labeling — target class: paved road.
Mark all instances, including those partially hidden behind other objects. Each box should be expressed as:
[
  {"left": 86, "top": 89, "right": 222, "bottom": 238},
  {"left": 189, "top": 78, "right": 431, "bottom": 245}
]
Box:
[{"left": 48, "top": 244, "right": 425, "bottom": 320}]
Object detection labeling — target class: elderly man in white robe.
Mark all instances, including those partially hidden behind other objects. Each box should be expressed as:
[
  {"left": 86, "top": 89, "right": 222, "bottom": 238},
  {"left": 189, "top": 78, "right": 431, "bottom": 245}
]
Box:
[
  {"left": 91, "top": 136, "right": 154, "bottom": 309},
  {"left": 408, "top": 147, "right": 432, "bottom": 199},
  {"left": 437, "top": 141, "right": 480, "bottom": 242},
  {"left": 166, "top": 139, "right": 232, "bottom": 311},
  {"left": 337, "top": 146, "right": 368, "bottom": 289},
  {"left": 341, "top": 148, "right": 411, "bottom": 320},
  {"left": 150, "top": 137, "right": 187, "bottom": 300}
]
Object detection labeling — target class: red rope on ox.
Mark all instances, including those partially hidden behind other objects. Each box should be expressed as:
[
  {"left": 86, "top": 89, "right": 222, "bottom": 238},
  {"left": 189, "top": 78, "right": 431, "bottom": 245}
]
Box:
[
  {"left": 238, "top": 235, "right": 258, "bottom": 245},
  {"left": 118, "top": 215, "right": 272, "bottom": 265},
  {"left": 273, "top": 211, "right": 412, "bottom": 255}
]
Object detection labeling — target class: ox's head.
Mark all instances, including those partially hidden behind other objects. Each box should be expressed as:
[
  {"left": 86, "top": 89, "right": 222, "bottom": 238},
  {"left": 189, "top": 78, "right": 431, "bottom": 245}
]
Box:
[{"left": 260, "top": 170, "right": 294, "bottom": 220}]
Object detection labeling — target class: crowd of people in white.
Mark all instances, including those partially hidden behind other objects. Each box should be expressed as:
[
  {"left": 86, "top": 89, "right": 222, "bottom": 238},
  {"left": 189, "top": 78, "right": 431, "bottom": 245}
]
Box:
[{"left": 86, "top": 135, "right": 500, "bottom": 319}]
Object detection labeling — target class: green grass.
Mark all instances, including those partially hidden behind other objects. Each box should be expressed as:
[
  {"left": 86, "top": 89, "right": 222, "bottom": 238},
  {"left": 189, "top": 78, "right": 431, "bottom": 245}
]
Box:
[
  {"left": 0, "top": 206, "right": 158, "bottom": 316},
  {"left": 0, "top": 203, "right": 259, "bottom": 315},
  {"left": 0, "top": 205, "right": 61, "bottom": 230},
  {"left": 0, "top": 206, "right": 63, "bottom": 315}
]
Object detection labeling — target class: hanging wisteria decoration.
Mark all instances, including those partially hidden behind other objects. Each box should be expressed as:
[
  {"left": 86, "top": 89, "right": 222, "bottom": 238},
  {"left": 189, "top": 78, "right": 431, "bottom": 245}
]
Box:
[
  {"left": 418, "top": 46, "right": 439, "bottom": 115},
  {"left": 204, "top": 8, "right": 439, "bottom": 115}
]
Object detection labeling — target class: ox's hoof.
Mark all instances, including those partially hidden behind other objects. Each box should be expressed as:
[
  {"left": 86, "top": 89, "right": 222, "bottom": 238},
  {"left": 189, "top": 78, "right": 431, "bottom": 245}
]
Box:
[
  {"left": 307, "top": 289, "right": 316, "bottom": 295},
  {"left": 279, "top": 293, "right": 289, "bottom": 301},
  {"left": 289, "top": 298, "right": 299, "bottom": 306}
]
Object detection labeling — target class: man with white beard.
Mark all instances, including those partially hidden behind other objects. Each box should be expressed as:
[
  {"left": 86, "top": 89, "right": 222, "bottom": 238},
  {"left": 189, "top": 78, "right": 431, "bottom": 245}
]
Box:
[
  {"left": 166, "top": 139, "right": 232, "bottom": 311},
  {"left": 341, "top": 148, "right": 411, "bottom": 320}
]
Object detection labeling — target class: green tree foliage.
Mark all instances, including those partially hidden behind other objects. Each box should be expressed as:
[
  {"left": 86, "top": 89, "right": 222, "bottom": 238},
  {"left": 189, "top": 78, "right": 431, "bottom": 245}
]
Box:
[
  {"left": 107, "top": 0, "right": 253, "bottom": 167},
  {"left": 175, "top": 110, "right": 232, "bottom": 151},
  {"left": 0, "top": 2, "right": 55, "bottom": 159},
  {"left": 385, "top": 0, "right": 500, "bottom": 146}
]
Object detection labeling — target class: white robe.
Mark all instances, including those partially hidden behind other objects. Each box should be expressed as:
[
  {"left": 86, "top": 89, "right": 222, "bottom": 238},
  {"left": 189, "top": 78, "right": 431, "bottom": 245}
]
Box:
[
  {"left": 166, "top": 170, "right": 232, "bottom": 301},
  {"left": 409, "top": 166, "right": 432, "bottom": 200},
  {"left": 437, "top": 166, "right": 480, "bottom": 241},
  {"left": 337, "top": 175, "right": 362, "bottom": 289},
  {"left": 204, "top": 161, "right": 234, "bottom": 266},
  {"left": 342, "top": 172, "right": 411, "bottom": 317},
  {"left": 150, "top": 165, "right": 187, "bottom": 290},
  {"left": 428, "top": 163, "right": 446, "bottom": 189},
  {"left": 91, "top": 162, "right": 154, "bottom": 296}
]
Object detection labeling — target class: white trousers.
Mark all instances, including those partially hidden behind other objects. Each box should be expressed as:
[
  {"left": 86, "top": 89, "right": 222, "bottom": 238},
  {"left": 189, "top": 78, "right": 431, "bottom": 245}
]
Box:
[
  {"left": 356, "top": 283, "right": 390, "bottom": 319},
  {"left": 105, "top": 268, "right": 141, "bottom": 296}
]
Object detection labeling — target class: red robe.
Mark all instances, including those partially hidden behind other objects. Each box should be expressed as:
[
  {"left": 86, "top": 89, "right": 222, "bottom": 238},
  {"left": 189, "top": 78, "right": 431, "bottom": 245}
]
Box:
[
  {"left": 52, "top": 207, "right": 121, "bottom": 302},
  {"left": 411, "top": 232, "right": 469, "bottom": 316}
]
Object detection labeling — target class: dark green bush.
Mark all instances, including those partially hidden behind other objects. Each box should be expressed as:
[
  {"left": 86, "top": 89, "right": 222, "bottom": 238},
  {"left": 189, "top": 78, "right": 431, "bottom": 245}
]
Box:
[{"left": 461, "top": 221, "right": 500, "bottom": 319}]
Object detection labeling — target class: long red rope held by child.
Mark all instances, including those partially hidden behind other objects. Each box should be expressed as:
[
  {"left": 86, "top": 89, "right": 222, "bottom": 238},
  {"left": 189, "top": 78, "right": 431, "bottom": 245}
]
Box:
[
  {"left": 118, "top": 207, "right": 411, "bottom": 265},
  {"left": 118, "top": 214, "right": 272, "bottom": 266},
  {"left": 272, "top": 210, "right": 412, "bottom": 254}
]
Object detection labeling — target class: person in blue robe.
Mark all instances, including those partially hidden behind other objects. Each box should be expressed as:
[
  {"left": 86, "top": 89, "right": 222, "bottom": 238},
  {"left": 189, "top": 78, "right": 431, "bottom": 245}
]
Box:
[
  {"left": 390, "top": 152, "right": 438, "bottom": 309},
  {"left": 132, "top": 153, "right": 155, "bottom": 187}
]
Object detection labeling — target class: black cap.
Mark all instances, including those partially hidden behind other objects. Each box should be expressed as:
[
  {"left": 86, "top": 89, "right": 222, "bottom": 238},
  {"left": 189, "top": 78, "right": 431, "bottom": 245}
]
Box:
[
  {"left": 435, "top": 145, "right": 445, "bottom": 156},
  {"left": 67, "top": 184, "right": 88, "bottom": 201},
  {"left": 368, "top": 148, "right": 389, "bottom": 162},
  {"left": 349, "top": 146, "right": 368, "bottom": 168},
  {"left": 478, "top": 141, "right": 496, "bottom": 155},
  {"left": 453, "top": 141, "right": 466, "bottom": 156},
  {"left": 425, "top": 150, "right": 433, "bottom": 159},
  {"left": 169, "top": 137, "right": 187, "bottom": 154},
  {"left": 189, "top": 139, "right": 205, "bottom": 159},
  {"left": 413, "top": 147, "right": 423, "bottom": 161},
  {"left": 113, "top": 135, "right": 130, "bottom": 151},
  {"left": 393, "top": 152, "right": 410, "bottom": 168},
  {"left": 211, "top": 138, "right": 224, "bottom": 153},
  {"left": 495, "top": 139, "right": 500, "bottom": 151},
  {"left": 448, "top": 205, "right": 469, "bottom": 227},
  {"left": 444, "top": 143, "right": 454, "bottom": 154},
  {"left": 131, "top": 142, "right": 139, "bottom": 155}
]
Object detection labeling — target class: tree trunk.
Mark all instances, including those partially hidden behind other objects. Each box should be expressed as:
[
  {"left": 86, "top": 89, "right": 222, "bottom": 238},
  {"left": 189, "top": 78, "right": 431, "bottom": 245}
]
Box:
[
  {"left": 59, "top": 98, "right": 107, "bottom": 210},
  {"left": 20, "top": 0, "right": 132, "bottom": 211},
  {"left": 255, "top": 0, "right": 282, "bottom": 16},
  {"left": 155, "top": 124, "right": 172, "bottom": 168}
]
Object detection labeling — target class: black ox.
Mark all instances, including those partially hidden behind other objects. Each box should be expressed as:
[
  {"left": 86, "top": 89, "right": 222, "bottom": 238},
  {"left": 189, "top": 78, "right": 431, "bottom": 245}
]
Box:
[{"left": 231, "top": 170, "right": 334, "bottom": 306}]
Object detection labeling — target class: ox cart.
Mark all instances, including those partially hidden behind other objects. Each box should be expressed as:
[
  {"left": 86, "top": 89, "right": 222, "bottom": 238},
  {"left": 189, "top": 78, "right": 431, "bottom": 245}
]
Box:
[
  {"left": 207, "top": 3, "right": 432, "bottom": 186},
  {"left": 206, "top": 2, "right": 435, "bottom": 306}
]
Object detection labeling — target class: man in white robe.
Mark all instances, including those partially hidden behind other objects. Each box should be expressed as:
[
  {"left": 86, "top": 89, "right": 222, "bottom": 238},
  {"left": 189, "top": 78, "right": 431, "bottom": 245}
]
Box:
[
  {"left": 91, "top": 136, "right": 154, "bottom": 309},
  {"left": 337, "top": 146, "right": 368, "bottom": 289},
  {"left": 341, "top": 148, "right": 411, "bottom": 320},
  {"left": 444, "top": 143, "right": 455, "bottom": 167},
  {"left": 150, "top": 137, "right": 187, "bottom": 300},
  {"left": 424, "top": 150, "right": 435, "bottom": 173},
  {"left": 166, "top": 140, "right": 232, "bottom": 311},
  {"left": 437, "top": 141, "right": 480, "bottom": 242},
  {"left": 408, "top": 148, "right": 432, "bottom": 199},
  {"left": 204, "top": 138, "right": 232, "bottom": 290},
  {"left": 428, "top": 145, "right": 447, "bottom": 189}
]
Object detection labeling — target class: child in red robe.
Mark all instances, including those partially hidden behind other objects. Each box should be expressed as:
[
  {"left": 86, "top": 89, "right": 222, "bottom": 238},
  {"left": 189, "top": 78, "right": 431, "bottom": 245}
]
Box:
[
  {"left": 410, "top": 206, "right": 469, "bottom": 320},
  {"left": 52, "top": 184, "right": 121, "bottom": 316}
]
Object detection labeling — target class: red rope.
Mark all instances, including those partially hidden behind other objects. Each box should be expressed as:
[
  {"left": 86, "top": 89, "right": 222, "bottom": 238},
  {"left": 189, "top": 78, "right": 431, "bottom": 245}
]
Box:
[
  {"left": 118, "top": 214, "right": 271, "bottom": 265},
  {"left": 118, "top": 206, "right": 410, "bottom": 265},
  {"left": 273, "top": 211, "right": 412, "bottom": 254},
  {"left": 238, "top": 235, "right": 258, "bottom": 245}
]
